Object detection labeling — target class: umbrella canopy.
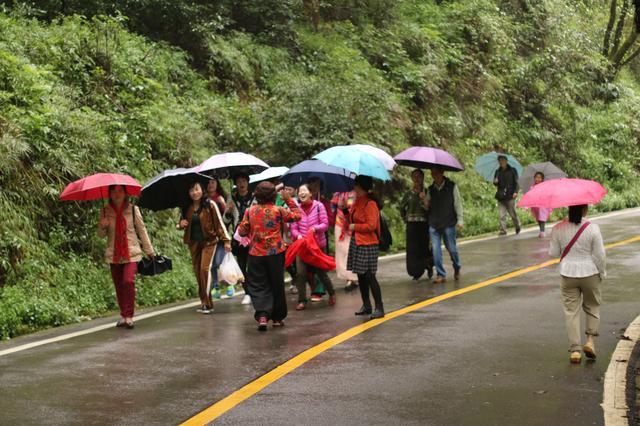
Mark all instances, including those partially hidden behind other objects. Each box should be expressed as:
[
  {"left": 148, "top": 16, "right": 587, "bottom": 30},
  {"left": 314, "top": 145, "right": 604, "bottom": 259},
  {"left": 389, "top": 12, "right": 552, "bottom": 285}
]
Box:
[
  {"left": 393, "top": 146, "right": 464, "bottom": 172},
  {"left": 517, "top": 178, "right": 607, "bottom": 209},
  {"left": 250, "top": 167, "right": 289, "bottom": 185},
  {"left": 60, "top": 173, "right": 141, "bottom": 201},
  {"left": 138, "top": 167, "right": 211, "bottom": 211},
  {"left": 196, "top": 152, "right": 269, "bottom": 179},
  {"left": 519, "top": 162, "right": 567, "bottom": 193},
  {"left": 281, "top": 160, "right": 355, "bottom": 193},
  {"left": 313, "top": 145, "right": 391, "bottom": 181},
  {"left": 350, "top": 144, "right": 396, "bottom": 171},
  {"left": 475, "top": 151, "right": 523, "bottom": 182}
]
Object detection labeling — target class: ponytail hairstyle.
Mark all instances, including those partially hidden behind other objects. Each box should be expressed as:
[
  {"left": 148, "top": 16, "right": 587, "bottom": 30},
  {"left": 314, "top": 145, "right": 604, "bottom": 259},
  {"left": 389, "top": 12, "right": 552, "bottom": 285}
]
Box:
[{"left": 568, "top": 204, "right": 587, "bottom": 225}]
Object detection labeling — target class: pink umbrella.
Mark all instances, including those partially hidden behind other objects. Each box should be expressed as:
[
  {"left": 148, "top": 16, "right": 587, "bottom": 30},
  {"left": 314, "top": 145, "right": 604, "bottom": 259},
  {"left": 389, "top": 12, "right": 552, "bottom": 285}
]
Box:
[
  {"left": 517, "top": 178, "right": 607, "bottom": 209},
  {"left": 394, "top": 146, "right": 464, "bottom": 172},
  {"left": 60, "top": 173, "right": 142, "bottom": 201}
]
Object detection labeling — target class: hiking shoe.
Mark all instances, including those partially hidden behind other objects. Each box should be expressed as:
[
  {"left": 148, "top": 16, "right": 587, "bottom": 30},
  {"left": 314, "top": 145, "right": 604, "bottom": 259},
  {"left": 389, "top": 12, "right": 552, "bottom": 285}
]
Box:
[
  {"left": 226, "top": 286, "right": 235, "bottom": 297},
  {"left": 434, "top": 276, "right": 446, "bottom": 284},
  {"left": 212, "top": 289, "right": 221, "bottom": 299},
  {"left": 241, "top": 295, "right": 252, "bottom": 305},
  {"left": 201, "top": 307, "right": 213, "bottom": 315},
  {"left": 328, "top": 295, "right": 336, "bottom": 306},
  {"left": 310, "top": 294, "right": 323, "bottom": 302},
  {"left": 355, "top": 305, "right": 372, "bottom": 316},
  {"left": 196, "top": 306, "right": 206, "bottom": 313},
  {"left": 583, "top": 336, "right": 596, "bottom": 359},
  {"left": 570, "top": 351, "right": 582, "bottom": 364},
  {"left": 370, "top": 309, "right": 385, "bottom": 320},
  {"left": 257, "top": 317, "right": 268, "bottom": 331}
]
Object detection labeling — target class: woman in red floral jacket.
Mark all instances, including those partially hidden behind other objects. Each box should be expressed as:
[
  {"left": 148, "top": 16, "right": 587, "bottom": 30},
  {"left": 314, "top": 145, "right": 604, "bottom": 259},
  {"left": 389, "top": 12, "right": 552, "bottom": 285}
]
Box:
[{"left": 238, "top": 182, "right": 301, "bottom": 331}]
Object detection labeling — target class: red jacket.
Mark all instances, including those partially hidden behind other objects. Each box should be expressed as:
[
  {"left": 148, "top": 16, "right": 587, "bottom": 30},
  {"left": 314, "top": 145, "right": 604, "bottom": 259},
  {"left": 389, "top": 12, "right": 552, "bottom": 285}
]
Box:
[{"left": 349, "top": 195, "right": 380, "bottom": 246}]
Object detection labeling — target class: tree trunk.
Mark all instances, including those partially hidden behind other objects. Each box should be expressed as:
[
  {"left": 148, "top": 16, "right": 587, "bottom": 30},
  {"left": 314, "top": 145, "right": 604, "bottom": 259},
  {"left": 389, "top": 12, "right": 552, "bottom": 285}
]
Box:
[
  {"left": 611, "top": 0, "right": 630, "bottom": 59},
  {"left": 604, "top": 0, "right": 618, "bottom": 56}
]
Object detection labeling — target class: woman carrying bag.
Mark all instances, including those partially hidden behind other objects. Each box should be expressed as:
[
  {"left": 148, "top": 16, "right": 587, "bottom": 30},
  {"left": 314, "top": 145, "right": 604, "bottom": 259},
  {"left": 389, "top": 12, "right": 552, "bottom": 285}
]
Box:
[
  {"left": 98, "top": 184, "right": 155, "bottom": 329},
  {"left": 549, "top": 204, "right": 606, "bottom": 364},
  {"left": 178, "top": 181, "right": 232, "bottom": 314}
]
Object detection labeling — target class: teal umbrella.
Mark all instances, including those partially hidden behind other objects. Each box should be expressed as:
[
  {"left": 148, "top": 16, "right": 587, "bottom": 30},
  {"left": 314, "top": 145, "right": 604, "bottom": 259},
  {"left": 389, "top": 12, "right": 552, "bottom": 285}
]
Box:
[
  {"left": 475, "top": 151, "right": 523, "bottom": 182},
  {"left": 313, "top": 145, "right": 391, "bottom": 181}
]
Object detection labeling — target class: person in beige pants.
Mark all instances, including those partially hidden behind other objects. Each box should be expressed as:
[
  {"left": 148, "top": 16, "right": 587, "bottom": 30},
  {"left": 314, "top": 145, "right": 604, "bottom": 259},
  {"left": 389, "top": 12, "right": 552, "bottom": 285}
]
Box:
[{"left": 550, "top": 205, "right": 606, "bottom": 364}]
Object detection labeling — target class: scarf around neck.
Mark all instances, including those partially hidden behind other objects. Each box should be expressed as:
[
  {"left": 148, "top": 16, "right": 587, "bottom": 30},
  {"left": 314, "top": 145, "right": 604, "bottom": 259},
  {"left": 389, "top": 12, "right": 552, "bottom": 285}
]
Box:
[{"left": 112, "top": 202, "right": 130, "bottom": 264}]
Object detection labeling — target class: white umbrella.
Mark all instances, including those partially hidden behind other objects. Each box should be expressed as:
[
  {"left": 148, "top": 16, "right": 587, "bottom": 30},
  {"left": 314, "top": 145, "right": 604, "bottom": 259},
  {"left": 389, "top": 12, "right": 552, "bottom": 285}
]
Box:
[
  {"left": 351, "top": 144, "right": 396, "bottom": 171},
  {"left": 249, "top": 167, "right": 290, "bottom": 184}
]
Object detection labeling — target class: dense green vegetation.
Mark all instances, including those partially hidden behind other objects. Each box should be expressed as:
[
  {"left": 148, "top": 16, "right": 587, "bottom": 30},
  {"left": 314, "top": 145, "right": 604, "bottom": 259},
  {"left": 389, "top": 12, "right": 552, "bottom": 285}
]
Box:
[{"left": 1, "top": 0, "right": 640, "bottom": 339}]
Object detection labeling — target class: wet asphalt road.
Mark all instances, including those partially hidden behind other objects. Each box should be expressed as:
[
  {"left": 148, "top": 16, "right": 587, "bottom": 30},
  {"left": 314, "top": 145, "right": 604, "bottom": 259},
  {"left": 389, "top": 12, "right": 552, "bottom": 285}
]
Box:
[{"left": 1, "top": 210, "right": 639, "bottom": 425}]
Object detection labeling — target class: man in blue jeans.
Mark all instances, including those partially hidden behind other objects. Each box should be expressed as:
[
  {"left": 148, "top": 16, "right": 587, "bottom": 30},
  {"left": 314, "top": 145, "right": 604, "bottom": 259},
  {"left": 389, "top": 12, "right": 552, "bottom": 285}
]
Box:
[{"left": 424, "top": 166, "right": 464, "bottom": 284}]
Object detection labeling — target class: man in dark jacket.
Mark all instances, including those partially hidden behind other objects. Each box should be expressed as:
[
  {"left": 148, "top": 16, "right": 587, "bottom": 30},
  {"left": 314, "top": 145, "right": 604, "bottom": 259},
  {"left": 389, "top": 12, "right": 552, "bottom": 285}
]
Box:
[
  {"left": 424, "top": 167, "right": 464, "bottom": 284},
  {"left": 493, "top": 155, "right": 521, "bottom": 236}
]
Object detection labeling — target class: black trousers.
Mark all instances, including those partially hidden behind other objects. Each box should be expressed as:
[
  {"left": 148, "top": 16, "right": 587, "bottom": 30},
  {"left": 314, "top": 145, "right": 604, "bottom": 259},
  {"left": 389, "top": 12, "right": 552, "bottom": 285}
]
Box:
[
  {"left": 357, "top": 271, "right": 383, "bottom": 310},
  {"left": 406, "top": 221, "right": 433, "bottom": 279},
  {"left": 247, "top": 252, "right": 287, "bottom": 321},
  {"left": 232, "top": 240, "right": 250, "bottom": 295}
]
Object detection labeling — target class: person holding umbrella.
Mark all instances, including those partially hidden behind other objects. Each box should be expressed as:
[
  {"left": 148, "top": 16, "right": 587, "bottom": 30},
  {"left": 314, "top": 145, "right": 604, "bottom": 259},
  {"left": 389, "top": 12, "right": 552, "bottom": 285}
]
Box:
[
  {"left": 237, "top": 182, "right": 301, "bottom": 330},
  {"left": 98, "top": 185, "right": 155, "bottom": 329},
  {"left": 519, "top": 162, "right": 566, "bottom": 238},
  {"left": 178, "top": 181, "right": 231, "bottom": 314},
  {"left": 224, "top": 173, "right": 255, "bottom": 305},
  {"left": 494, "top": 155, "right": 521, "bottom": 236},
  {"left": 400, "top": 169, "right": 434, "bottom": 281},
  {"left": 423, "top": 166, "right": 463, "bottom": 284},
  {"left": 342, "top": 175, "right": 385, "bottom": 319}
]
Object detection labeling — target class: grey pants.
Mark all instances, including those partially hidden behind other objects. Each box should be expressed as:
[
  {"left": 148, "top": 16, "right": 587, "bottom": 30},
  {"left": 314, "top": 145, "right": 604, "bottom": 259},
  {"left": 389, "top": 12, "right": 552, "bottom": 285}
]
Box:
[
  {"left": 498, "top": 199, "right": 520, "bottom": 233},
  {"left": 294, "top": 256, "right": 335, "bottom": 303},
  {"left": 561, "top": 274, "right": 601, "bottom": 352}
]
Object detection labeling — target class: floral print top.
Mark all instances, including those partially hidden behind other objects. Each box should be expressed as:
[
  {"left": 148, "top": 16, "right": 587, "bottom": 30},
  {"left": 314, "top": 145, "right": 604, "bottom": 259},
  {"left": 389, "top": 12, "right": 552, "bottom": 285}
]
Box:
[{"left": 238, "top": 198, "right": 301, "bottom": 256}]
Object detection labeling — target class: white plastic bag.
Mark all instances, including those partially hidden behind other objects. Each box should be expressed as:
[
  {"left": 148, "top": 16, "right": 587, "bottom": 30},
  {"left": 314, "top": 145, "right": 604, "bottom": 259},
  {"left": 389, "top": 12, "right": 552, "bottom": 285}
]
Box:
[{"left": 218, "top": 252, "right": 244, "bottom": 285}]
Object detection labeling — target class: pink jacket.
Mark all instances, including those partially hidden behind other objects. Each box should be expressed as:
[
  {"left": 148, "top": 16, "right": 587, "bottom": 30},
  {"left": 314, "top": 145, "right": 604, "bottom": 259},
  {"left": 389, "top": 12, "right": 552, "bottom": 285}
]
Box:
[{"left": 290, "top": 200, "right": 329, "bottom": 248}]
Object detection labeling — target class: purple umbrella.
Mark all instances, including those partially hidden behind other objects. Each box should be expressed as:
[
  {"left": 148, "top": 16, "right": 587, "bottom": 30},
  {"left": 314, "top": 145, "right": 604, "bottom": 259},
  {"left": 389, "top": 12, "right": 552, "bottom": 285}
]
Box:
[
  {"left": 394, "top": 147, "right": 464, "bottom": 172},
  {"left": 196, "top": 152, "right": 269, "bottom": 179}
]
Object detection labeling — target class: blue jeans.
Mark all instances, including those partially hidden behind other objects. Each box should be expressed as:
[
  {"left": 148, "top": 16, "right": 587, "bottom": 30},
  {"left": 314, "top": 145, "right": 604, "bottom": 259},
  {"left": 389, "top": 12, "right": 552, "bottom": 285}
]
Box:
[
  {"left": 429, "top": 226, "right": 461, "bottom": 278},
  {"left": 210, "top": 241, "right": 227, "bottom": 289}
]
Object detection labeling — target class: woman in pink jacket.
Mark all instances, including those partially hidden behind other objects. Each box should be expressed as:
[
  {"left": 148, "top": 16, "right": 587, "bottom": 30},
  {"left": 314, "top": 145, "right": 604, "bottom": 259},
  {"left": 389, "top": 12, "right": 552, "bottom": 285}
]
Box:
[{"left": 291, "top": 184, "right": 336, "bottom": 310}]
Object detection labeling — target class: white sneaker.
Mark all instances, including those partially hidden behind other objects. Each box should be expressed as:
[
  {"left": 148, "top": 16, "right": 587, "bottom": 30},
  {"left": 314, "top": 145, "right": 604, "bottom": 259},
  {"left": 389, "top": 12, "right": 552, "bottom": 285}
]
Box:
[{"left": 241, "top": 295, "right": 252, "bottom": 305}]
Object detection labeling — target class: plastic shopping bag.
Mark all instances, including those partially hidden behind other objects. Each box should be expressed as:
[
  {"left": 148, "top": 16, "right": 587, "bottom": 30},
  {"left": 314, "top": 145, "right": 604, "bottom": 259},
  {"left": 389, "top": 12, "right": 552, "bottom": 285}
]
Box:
[{"left": 218, "top": 253, "right": 244, "bottom": 285}]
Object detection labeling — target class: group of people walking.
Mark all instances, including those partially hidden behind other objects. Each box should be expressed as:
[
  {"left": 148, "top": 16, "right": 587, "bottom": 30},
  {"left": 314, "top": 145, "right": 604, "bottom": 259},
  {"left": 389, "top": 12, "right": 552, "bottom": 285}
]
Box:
[{"left": 96, "top": 154, "right": 607, "bottom": 364}]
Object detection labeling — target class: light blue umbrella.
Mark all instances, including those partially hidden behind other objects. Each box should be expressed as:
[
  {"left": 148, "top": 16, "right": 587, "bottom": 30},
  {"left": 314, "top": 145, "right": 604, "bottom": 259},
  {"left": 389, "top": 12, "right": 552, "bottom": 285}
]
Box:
[
  {"left": 313, "top": 145, "right": 391, "bottom": 181},
  {"left": 475, "top": 151, "right": 523, "bottom": 182}
]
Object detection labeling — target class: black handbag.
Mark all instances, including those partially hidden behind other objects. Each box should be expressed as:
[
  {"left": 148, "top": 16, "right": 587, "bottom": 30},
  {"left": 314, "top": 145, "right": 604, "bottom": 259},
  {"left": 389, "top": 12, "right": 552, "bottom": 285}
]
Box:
[
  {"left": 131, "top": 204, "right": 172, "bottom": 276},
  {"left": 137, "top": 255, "right": 172, "bottom": 276}
]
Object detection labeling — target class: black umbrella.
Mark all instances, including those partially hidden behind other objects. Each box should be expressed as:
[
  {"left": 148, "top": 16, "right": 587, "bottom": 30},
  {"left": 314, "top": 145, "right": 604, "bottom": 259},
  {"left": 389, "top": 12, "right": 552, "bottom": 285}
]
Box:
[
  {"left": 519, "top": 162, "right": 567, "bottom": 193},
  {"left": 138, "top": 167, "right": 211, "bottom": 212}
]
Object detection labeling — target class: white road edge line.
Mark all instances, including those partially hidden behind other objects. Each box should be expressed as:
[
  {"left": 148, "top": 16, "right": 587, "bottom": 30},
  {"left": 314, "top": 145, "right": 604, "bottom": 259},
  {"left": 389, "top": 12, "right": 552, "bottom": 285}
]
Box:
[{"left": 2, "top": 207, "right": 639, "bottom": 357}]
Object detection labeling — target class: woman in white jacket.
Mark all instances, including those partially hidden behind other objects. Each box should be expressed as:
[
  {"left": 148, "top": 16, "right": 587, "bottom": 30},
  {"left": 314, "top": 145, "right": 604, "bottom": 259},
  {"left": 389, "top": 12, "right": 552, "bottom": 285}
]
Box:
[{"left": 549, "top": 204, "right": 606, "bottom": 364}]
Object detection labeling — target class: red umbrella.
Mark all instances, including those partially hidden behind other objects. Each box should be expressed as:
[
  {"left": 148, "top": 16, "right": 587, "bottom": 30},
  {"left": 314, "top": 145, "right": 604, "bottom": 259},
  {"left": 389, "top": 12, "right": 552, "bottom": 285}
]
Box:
[
  {"left": 60, "top": 173, "right": 142, "bottom": 201},
  {"left": 517, "top": 178, "right": 607, "bottom": 209}
]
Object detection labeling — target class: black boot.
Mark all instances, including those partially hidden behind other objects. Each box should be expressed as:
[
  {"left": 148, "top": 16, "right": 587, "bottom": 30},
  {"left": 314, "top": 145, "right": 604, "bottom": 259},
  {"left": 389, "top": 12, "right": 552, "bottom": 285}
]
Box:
[
  {"left": 355, "top": 305, "right": 373, "bottom": 316},
  {"left": 370, "top": 307, "right": 385, "bottom": 319}
]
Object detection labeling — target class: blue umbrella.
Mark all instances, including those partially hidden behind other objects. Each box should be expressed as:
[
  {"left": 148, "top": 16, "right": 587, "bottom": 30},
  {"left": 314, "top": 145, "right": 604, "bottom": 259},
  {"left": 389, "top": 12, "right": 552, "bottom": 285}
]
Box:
[
  {"left": 475, "top": 151, "right": 523, "bottom": 182},
  {"left": 313, "top": 145, "right": 391, "bottom": 181},
  {"left": 281, "top": 160, "right": 355, "bottom": 193}
]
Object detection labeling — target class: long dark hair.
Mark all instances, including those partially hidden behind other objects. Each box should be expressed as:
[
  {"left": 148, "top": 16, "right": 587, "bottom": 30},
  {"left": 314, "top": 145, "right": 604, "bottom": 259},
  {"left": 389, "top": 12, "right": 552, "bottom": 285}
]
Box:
[
  {"left": 182, "top": 181, "right": 207, "bottom": 218},
  {"left": 568, "top": 205, "right": 587, "bottom": 225},
  {"left": 208, "top": 178, "right": 227, "bottom": 200},
  {"left": 354, "top": 175, "right": 383, "bottom": 209},
  {"left": 108, "top": 184, "right": 129, "bottom": 208}
]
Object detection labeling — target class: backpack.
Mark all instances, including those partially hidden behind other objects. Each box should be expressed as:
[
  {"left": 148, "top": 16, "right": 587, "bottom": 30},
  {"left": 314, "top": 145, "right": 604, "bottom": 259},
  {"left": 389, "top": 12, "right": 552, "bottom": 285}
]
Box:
[{"left": 378, "top": 213, "right": 393, "bottom": 252}]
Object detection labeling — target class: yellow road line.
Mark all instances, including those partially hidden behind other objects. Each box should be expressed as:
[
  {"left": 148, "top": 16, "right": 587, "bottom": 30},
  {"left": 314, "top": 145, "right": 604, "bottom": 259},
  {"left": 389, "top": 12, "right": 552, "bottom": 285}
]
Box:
[{"left": 182, "top": 235, "right": 640, "bottom": 425}]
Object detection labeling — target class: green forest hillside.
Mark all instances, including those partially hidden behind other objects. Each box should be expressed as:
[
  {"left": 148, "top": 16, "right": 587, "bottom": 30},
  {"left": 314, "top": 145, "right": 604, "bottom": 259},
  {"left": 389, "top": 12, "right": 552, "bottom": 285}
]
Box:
[{"left": 1, "top": 0, "right": 639, "bottom": 339}]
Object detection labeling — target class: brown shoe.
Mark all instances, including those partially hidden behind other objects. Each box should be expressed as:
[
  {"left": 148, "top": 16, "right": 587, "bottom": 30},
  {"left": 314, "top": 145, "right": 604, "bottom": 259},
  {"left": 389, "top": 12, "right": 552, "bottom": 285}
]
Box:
[
  {"left": 583, "top": 336, "right": 596, "bottom": 359},
  {"left": 434, "top": 276, "right": 446, "bottom": 284},
  {"left": 454, "top": 270, "right": 461, "bottom": 281},
  {"left": 570, "top": 351, "right": 582, "bottom": 364}
]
